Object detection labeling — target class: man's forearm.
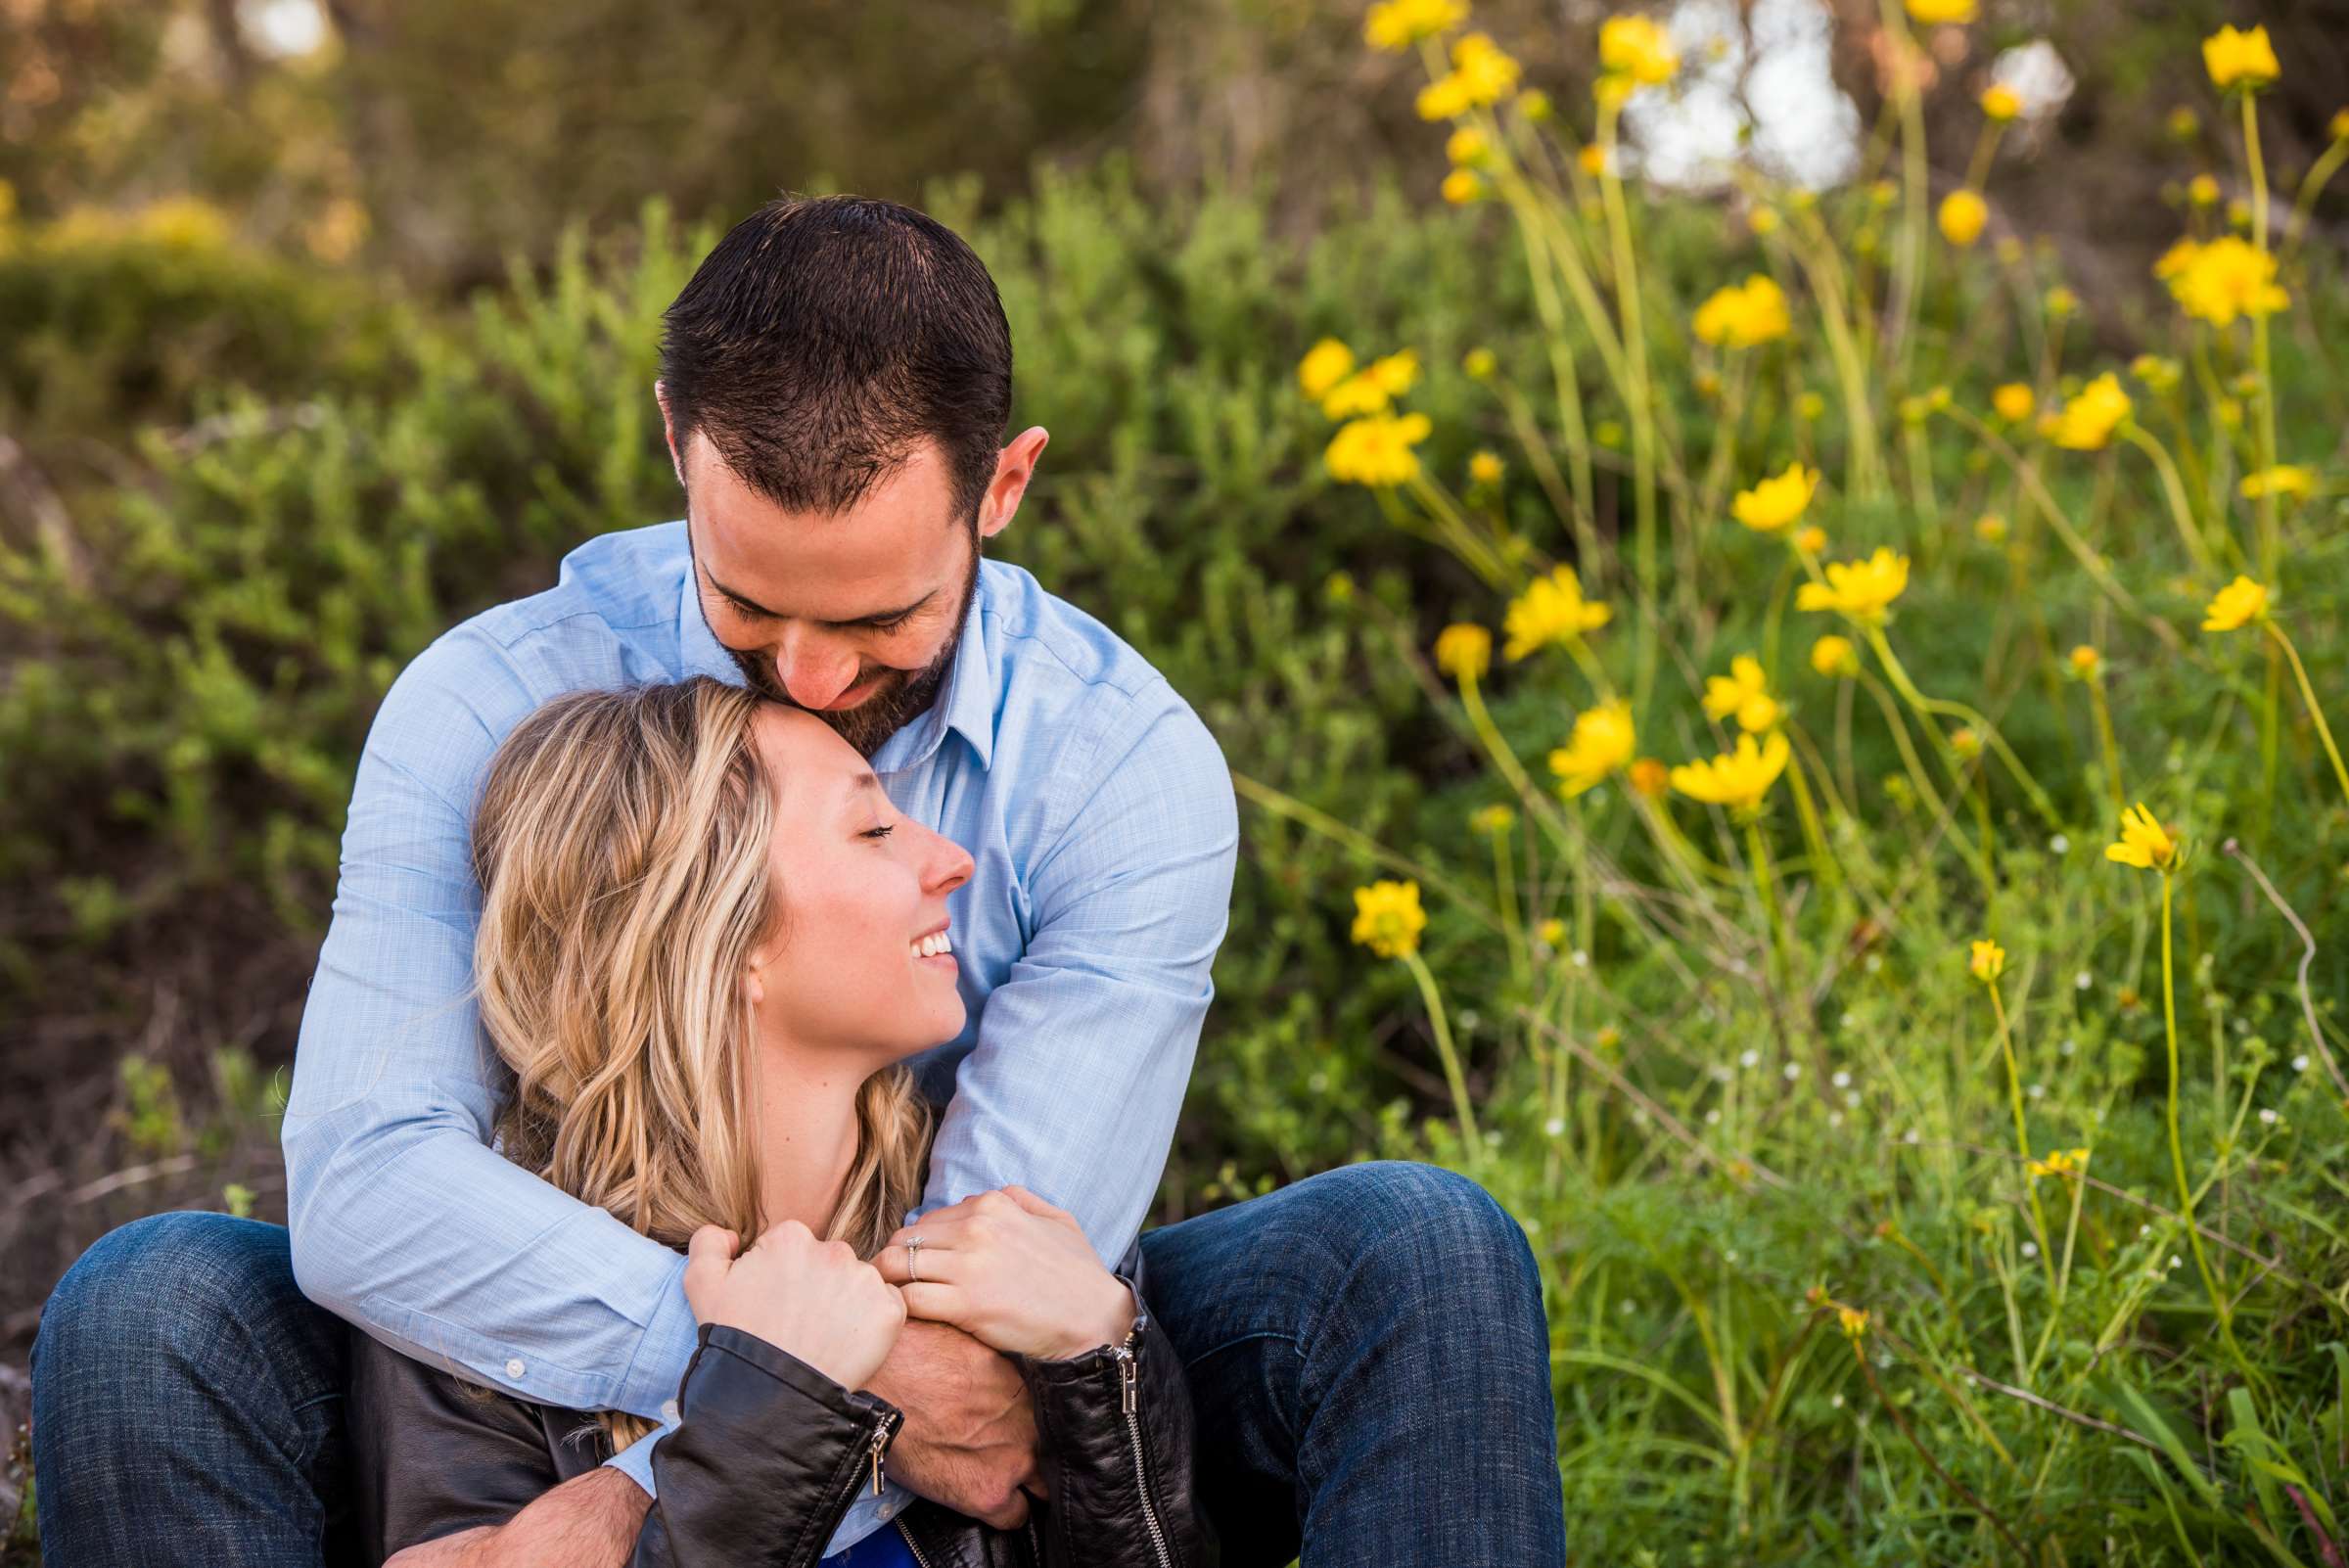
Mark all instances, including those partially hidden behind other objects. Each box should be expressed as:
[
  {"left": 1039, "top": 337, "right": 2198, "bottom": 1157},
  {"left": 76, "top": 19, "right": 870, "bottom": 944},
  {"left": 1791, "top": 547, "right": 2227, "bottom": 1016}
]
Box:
[
  {"left": 864, "top": 1317, "right": 1042, "bottom": 1526},
  {"left": 440, "top": 1466, "right": 651, "bottom": 1568}
]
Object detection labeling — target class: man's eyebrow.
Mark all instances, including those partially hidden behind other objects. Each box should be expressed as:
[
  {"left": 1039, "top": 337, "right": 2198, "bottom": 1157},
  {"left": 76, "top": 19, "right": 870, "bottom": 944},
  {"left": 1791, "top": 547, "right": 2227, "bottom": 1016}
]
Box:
[{"left": 702, "top": 566, "right": 933, "bottom": 629}]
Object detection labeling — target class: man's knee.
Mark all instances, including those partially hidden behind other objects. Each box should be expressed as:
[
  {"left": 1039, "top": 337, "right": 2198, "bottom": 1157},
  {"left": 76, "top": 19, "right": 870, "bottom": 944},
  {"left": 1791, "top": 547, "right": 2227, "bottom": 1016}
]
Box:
[
  {"left": 1290, "top": 1160, "right": 1541, "bottom": 1307},
  {"left": 34, "top": 1210, "right": 307, "bottom": 1380}
]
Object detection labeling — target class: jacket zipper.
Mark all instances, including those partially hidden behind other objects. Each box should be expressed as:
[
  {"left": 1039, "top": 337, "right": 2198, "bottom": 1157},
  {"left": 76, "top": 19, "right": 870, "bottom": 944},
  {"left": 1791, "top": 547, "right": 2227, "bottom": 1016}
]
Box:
[
  {"left": 894, "top": 1515, "right": 935, "bottom": 1568},
  {"left": 868, "top": 1409, "right": 899, "bottom": 1498},
  {"left": 1109, "top": 1333, "right": 1175, "bottom": 1568}
]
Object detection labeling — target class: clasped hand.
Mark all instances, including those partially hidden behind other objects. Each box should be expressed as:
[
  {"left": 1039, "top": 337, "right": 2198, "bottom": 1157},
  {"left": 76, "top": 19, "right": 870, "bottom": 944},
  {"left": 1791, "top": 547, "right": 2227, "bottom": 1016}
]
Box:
[{"left": 682, "top": 1183, "right": 1136, "bottom": 1395}]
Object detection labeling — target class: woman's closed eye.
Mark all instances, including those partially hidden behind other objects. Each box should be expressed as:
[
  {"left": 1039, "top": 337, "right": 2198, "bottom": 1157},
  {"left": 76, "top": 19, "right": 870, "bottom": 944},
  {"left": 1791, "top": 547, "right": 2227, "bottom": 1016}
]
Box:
[{"left": 860, "top": 823, "right": 896, "bottom": 841}]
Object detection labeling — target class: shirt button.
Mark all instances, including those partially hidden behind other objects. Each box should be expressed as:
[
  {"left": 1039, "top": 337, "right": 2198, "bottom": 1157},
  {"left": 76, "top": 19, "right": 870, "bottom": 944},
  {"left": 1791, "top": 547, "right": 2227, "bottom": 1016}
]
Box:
[
  {"left": 505, "top": 1358, "right": 526, "bottom": 1377},
  {"left": 876, "top": 1501, "right": 896, "bottom": 1520},
  {"left": 660, "top": 1400, "right": 679, "bottom": 1424}
]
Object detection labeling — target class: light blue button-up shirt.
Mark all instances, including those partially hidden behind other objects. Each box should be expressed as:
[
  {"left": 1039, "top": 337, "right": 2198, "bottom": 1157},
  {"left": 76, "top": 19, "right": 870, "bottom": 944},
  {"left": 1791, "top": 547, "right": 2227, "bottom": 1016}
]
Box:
[{"left": 282, "top": 520, "right": 1237, "bottom": 1556}]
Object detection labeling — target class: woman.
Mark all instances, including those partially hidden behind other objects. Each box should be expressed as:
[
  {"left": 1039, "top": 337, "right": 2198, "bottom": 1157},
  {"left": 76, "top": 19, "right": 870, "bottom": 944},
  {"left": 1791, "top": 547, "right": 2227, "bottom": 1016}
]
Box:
[{"left": 345, "top": 677, "right": 1213, "bottom": 1568}]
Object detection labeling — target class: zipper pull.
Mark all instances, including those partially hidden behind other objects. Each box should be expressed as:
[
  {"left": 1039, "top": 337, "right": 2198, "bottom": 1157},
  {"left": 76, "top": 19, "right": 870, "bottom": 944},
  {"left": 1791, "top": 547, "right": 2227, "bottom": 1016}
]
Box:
[
  {"left": 1117, "top": 1344, "right": 1137, "bottom": 1414},
  {"left": 869, "top": 1419, "right": 889, "bottom": 1497}
]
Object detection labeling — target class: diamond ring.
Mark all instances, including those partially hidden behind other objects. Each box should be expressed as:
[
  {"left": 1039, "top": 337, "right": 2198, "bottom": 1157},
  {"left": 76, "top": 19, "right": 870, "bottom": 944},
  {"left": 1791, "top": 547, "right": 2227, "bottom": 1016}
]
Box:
[{"left": 905, "top": 1235, "right": 925, "bottom": 1282}]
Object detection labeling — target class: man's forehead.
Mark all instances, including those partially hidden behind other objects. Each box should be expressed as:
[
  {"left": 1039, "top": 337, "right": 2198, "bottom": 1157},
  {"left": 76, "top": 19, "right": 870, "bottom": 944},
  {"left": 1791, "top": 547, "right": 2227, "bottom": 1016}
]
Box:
[{"left": 684, "top": 433, "right": 962, "bottom": 613}]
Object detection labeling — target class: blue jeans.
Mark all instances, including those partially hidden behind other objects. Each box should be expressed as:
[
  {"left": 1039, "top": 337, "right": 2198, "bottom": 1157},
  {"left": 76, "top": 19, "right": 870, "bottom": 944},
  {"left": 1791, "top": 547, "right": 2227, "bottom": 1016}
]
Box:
[{"left": 31, "top": 1161, "right": 1563, "bottom": 1566}]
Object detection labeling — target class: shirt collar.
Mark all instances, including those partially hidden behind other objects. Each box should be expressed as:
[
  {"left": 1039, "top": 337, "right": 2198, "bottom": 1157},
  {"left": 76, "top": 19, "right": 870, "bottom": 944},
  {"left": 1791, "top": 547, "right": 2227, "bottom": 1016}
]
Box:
[
  {"left": 872, "top": 566, "right": 996, "bottom": 776},
  {"left": 672, "top": 543, "right": 997, "bottom": 775}
]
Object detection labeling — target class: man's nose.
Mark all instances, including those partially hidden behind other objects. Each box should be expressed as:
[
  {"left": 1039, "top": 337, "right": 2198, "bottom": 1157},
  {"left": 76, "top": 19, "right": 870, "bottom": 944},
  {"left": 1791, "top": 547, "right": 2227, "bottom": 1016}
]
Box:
[{"left": 773, "top": 628, "right": 860, "bottom": 710}]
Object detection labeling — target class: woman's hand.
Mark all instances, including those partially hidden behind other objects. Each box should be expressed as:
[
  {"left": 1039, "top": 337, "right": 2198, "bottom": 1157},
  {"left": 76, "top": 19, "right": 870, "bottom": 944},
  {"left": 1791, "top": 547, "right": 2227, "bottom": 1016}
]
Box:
[
  {"left": 874, "top": 1186, "right": 1137, "bottom": 1360},
  {"left": 682, "top": 1220, "right": 906, "bottom": 1391}
]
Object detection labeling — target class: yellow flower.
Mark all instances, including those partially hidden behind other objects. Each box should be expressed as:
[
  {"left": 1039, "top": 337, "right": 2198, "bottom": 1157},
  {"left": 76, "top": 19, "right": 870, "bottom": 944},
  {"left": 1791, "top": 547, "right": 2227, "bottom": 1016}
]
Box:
[
  {"left": 1837, "top": 1305, "right": 1870, "bottom": 1340},
  {"left": 1702, "top": 655, "right": 1782, "bottom": 733},
  {"left": 1470, "top": 803, "right": 1517, "bottom": 836},
  {"left": 1433, "top": 622, "right": 1494, "bottom": 681},
  {"left": 1810, "top": 634, "right": 1858, "bottom": 677},
  {"left": 1731, "top": 461, "right": 1819, "bottom": 533},
  {"left": 1297, "top": 338, "right": 1357, "bottom": 401},
  {"left": 2239, "top": 465, "right": 2312, "bottom": 501},
  {"left": 2050, "top": 373, "right": 2132, "bottom": 451},
  {"left": 1417, "top": 74, "right": 1473, "bottom": 120},
  {"left": 1363, "top": 0, "right": 1467, "bottom": 51},
  {"left": 1992, "top": 383, "right": 2035, "bottom": 423},
  {"left": 1461, "top": 346, "right": 1497, "bottom": 380},
  {"left": 1691, "top": 274, "right": 1793, "bottom": 350},
  {"left": 2202, "top": 24, "right": 2279, "bottom": 92},
  {"left": 1793, "top": 524, "right": 1827, "bottom": 555},
  {"left": 2025, "top": 1147, "right": 2090, "bottom": 1180},
  {"left": 1747, "top": 206, "right": 1781, "bottom": 237},
  {"left": 1980, "top": 84, "right": 2022, "bottom": 121},
  {"left": 1974, "top": 513, "right": 2008, "bottom": 544},
  {"left": 1904, "top": 0, "right": 1975, "bottom": 22},
  {"left": 1351, "top": 879, "right": 1428, "bottom": 958},
  {"left": 1577, "top": 143, "right": 1611, "bottom": 177},
  {"left": 1937, "top": 189, "right": 1988, "bottom": 248},
  {"left": 1518, "top": 88, "right": 1553, "bottom": 121},
  {"left": 2068, "top": 644, "right": 2102, "bottom": 679},
  {"left": 2170, "top": 235, "right": 2288, "bottom": 325},
  {"left": 2131, "top": 352, "right": 2184, "bottom": 392},
  {"left": 1669, "top": 731, "right": 1791, "bottom": 813},
  {"left": 1629, "top": 757, "right": 1670, "bottom": 799},
  {"left": 1319, "top": 370, "right": 1392, "bottom": 419},
  {"left": 1368, "top": 349, "right": 1419, "bottom": 397},
  {"left": 1967, "top": 939, "right": 2005, "bottom": 983},
  {"left": 2168, "top": 106, "right": 2202, "bottom": 140},
  {"left": 1597, "top": 14, "right": 1680, "bottom": 87},
  {"left": 1537, "top": 916, "right": 1567, "bottom": 947},
  {"left": 1797, "top": 547, "right": 1910, "bottom": 623},
  {"left": 1795, "top": 391, "right": 1825, "bottom": 422},
  {"left": 1550, "top": 700, "right": 1637, "bottom": 797},
  {"left": 2187, "top": 174, "right": 2221, "bottom": 208},
  {"left": 2201, "top": 574, "right": 2271, "bottom": 632},
  {"left": 2153, "top": 237, "right": 2200, "bottom": 283},
  {"left": 1503, "top": 566, "right": 1613, "bottom": 659},
  {"left": 1443, "top": 30, "right": 1523, "bottom": 107},
  {"left": 1323, "top": 411, "right": 1434, "bottom": 487},
  {"left": 1468, "top": 449, "right": 1504, "bottom": 485},
  {"left": 2045, "top": 285, "right": 2079, "bottom": 318},
  {"left": 2104, "top": 802, "right": 2179, "bottom": 872},
  {"left": 1442, "top": 168, "right": 1485, "bottom": 205},
  {"left": 1447, "top": 126, "right": 1490, "bottom": 166}
]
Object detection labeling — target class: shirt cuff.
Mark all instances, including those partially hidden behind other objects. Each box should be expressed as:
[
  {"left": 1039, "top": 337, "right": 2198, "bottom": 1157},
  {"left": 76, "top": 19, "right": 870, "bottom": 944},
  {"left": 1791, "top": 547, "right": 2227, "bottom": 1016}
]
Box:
[
  {"left": 611, "top": 1249, "right": 703, "bottom": 1417},
  {"left": 599, "top": 1416, "right": 674, "bottom": 1498}
]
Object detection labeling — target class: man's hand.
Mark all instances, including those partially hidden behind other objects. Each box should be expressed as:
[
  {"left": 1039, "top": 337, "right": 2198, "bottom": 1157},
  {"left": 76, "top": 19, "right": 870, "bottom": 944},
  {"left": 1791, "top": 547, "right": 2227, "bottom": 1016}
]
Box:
[
  {"left": 864, "top": 1316, "right": 1045, "bottom": 1529},
  {"left": 384, "top": 1466, "right": 651, "bottom": 1568}
]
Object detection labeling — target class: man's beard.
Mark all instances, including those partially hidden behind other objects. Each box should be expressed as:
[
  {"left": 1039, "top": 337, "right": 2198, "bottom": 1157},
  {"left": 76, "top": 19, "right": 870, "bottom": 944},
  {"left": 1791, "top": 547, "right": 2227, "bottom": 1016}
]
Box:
[{"left": 723, "top": 543, "right": 979, "bottom": 759}]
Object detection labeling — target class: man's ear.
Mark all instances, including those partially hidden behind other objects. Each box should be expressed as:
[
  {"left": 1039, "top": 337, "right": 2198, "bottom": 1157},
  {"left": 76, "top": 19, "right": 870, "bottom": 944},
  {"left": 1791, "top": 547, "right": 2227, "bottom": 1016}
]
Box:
[
  {"left": 977, "top": 426, "right": 1048, "bottom": 543},
  {"left": 654, "top": 381, "right": 686, "bottom": 489}
]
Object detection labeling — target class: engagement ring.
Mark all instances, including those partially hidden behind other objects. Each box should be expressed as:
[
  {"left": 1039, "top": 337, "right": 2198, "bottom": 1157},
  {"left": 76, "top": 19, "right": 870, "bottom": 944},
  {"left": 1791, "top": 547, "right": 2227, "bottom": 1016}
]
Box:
[{"left": 905, "top": 1235, "right": 924, "bottom": 1282}]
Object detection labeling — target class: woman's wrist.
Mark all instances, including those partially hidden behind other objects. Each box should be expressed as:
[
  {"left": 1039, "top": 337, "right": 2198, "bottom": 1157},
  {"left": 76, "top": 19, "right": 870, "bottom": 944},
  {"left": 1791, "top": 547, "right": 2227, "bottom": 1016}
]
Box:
[{"left": 1040, "top": 1273, "right": 1140, "bottom": 1360}]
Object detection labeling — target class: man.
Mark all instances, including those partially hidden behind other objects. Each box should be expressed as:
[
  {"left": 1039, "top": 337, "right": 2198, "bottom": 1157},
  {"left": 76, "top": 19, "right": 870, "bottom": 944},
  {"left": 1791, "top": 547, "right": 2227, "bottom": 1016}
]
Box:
[{"left": 30, "top": 194, "right": 1564, "bottom": 1566}]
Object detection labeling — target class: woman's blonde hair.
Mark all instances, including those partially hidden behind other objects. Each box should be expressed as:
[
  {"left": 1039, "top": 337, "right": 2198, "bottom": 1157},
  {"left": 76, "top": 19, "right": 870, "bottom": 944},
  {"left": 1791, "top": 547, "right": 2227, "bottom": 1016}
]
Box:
[{"left": 469, "top": 676, "right": 934, "bottom": 1452}]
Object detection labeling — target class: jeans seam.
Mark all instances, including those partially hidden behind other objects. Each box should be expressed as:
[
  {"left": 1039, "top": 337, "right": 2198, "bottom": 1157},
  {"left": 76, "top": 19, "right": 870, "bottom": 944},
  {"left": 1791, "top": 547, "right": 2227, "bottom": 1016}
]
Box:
[{"left": 1177, "top": 1327, "right": 1298, "bottom": 1370}]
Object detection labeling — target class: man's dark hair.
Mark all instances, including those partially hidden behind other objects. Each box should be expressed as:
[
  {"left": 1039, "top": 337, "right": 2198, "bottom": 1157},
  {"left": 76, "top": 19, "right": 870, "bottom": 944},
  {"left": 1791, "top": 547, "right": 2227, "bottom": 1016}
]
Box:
[{"left": 659, "top": 194, "right": 1013, "bottom": 528}]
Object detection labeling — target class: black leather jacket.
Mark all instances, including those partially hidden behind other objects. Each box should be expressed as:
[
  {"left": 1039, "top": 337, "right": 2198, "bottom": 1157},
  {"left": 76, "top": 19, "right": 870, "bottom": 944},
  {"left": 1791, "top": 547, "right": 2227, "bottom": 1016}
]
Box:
[{"left": 345, "top": 1239, "right": 1214, "bottom": 1568}]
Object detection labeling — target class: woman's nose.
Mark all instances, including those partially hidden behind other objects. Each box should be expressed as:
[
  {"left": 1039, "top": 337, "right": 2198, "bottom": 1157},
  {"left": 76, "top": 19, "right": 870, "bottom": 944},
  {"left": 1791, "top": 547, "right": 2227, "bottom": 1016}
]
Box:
[{"left": 922, "top": 826, "right": 975, "bottom": 896}]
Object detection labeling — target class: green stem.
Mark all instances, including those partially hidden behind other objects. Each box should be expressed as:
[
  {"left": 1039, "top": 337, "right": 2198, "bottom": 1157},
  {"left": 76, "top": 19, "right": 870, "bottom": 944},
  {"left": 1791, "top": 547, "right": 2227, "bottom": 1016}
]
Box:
[
  {"left": 2269, "top": 620, "right": 2349, "bottom": 809},
  {"left": 1989, "top": 983, "right": 2058, "bottom": 1294},
  {"left": 1404, "top": 948, "right": 1481, "bottom": 1154}
]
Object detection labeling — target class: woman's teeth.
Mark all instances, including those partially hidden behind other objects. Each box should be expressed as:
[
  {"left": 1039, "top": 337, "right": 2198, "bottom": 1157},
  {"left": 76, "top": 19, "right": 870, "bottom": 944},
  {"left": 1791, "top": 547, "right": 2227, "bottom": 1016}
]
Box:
[{"left": 911, "top": 932, "right": 952, "bottom": 960}]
